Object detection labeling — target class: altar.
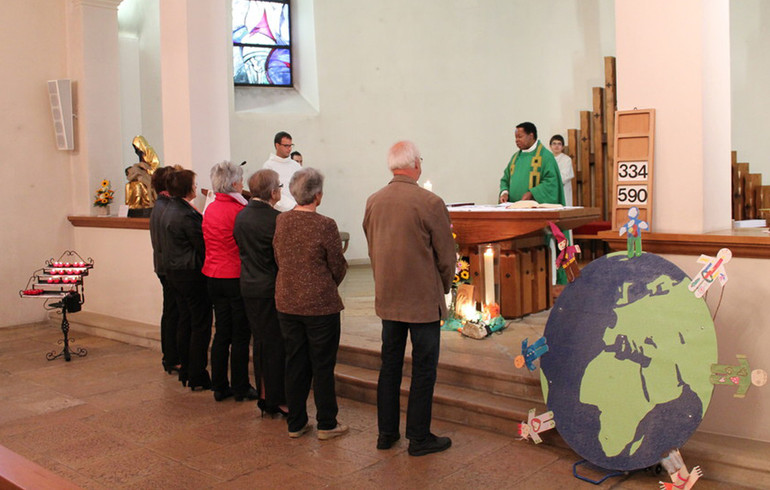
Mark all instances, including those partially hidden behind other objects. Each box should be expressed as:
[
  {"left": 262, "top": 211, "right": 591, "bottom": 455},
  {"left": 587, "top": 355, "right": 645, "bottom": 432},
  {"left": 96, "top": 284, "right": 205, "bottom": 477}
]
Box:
[{"left": 448, "top": 205, "right": 600, "bottom": 318}]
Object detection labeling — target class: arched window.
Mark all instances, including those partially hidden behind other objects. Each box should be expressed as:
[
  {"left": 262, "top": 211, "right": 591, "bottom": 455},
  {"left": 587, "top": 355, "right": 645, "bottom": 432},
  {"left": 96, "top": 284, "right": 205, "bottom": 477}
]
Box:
[{"left": 232, "top": 0, "right": 291, "bottom": 87}]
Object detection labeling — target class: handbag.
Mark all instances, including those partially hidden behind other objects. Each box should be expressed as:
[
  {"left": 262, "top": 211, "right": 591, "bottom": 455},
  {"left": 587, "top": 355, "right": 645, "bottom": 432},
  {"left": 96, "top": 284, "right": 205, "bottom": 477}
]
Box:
[{"left": 460, "top": 320, "right": 490, "bottom": 340}]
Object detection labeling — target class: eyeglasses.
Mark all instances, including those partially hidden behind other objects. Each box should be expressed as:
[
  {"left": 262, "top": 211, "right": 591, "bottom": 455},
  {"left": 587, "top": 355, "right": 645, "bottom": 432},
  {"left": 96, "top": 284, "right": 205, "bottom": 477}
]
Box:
[{"left": 279, "top": 143, "right": 294, "bottom": 148}]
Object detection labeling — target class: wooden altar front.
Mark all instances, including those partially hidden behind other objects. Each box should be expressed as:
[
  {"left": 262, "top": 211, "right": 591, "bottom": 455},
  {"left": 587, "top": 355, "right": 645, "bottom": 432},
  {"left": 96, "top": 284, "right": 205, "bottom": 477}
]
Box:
[{"left": 449, "top": 206, "right": 600, "bottom": 318}]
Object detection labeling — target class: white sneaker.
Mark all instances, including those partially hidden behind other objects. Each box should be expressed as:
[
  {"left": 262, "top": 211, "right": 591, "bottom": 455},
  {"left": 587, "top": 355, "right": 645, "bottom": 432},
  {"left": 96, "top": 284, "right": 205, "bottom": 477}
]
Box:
[
  {"left": 288, "top": 423, "right": 313, "bottom": 439},
  {"left": 317, "top": 423, "right": 349, "bottom": 441}
]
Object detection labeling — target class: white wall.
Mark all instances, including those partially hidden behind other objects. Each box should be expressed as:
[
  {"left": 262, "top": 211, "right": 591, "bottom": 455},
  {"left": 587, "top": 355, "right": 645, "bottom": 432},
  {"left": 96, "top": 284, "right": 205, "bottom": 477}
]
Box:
[
  {"left": 118, "top": 0, "right": 163, "bottom": 166},
  {"left": 0, "top": 0, "right": 75, "bottom": 327},
  {"left": 230, "top": 0, "right": 616, "bottom": 261},
  {"left": 615, "top": 0, "right": 731, "bottom": 234},
  {"left": 731, "top": 0, "right": 770, "bottom": 176},
  {"left": 72, "top": 228, "right": 161, "bottom": 325}
]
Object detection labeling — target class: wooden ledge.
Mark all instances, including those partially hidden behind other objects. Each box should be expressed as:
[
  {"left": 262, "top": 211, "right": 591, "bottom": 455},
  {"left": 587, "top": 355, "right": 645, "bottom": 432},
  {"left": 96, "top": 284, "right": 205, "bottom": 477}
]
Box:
[
  {"left": 0, "top": 444, "right": 81, "bottom": 489},
  {"left": 598, "top": 228, "right": 770, "bottom": 258},
  {"left": 68, "top": 216, "right": 149, "bottom": 230}
]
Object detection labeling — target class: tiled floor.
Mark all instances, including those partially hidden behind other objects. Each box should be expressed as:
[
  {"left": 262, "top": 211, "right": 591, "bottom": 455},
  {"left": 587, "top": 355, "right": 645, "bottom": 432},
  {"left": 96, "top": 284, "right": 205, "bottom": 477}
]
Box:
[{"left": 0, "top": 322, "right": 749, "bottom": 489}]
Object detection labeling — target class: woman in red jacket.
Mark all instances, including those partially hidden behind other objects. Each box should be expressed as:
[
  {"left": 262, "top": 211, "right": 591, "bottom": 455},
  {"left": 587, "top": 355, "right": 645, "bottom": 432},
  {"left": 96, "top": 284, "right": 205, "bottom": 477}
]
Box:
[{"left": 203, "top": 161, "right": 258, "bottom": 402}]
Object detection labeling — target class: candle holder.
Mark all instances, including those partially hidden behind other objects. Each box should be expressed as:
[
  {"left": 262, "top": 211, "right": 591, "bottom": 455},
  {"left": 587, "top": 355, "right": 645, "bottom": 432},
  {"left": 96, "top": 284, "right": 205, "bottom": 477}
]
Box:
[
  {"left": 478, "top": 243, "right": 501, "bottom": 318},
  {"left": 19, "top": 250, "right": 92, "bottom": 362}
]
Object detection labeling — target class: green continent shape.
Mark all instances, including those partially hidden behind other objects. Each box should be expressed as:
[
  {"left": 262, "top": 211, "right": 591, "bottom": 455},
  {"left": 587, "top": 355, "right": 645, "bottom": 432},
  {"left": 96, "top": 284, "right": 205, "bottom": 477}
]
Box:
[{"left": 580, "top": 274, "right": 716, "bottom": 458}]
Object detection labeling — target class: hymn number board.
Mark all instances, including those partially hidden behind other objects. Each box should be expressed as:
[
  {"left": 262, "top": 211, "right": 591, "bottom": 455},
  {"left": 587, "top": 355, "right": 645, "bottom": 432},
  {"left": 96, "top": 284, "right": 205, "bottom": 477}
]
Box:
[{"left": 611, "top": 109, "right": 655, "bottom": 230}]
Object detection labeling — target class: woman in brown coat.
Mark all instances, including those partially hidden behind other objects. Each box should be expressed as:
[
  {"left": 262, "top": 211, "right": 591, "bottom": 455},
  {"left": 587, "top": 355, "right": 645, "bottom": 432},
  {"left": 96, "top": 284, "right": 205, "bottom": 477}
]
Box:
[{"left": 273, "top": 167, "right": 348, "bottom": 440}]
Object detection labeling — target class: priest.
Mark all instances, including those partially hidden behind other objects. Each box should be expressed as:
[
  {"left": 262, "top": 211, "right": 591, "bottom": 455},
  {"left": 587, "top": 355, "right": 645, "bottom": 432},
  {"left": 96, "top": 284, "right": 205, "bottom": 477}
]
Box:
[
  {"left": 263, "top": 131, "right": 302, "bottom": 212},
  {"left": 498, "top": 122, "right": 565, "bottom": 205},
  {"left": 499, "top": 122, "right": 569, "bottom": 286}
]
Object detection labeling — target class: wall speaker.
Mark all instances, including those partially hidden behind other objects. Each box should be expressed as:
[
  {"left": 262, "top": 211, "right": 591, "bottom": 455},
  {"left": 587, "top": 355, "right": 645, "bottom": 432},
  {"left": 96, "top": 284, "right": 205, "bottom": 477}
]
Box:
[{"left": 47, "top": 79, "right": 74, "bottom": 150}]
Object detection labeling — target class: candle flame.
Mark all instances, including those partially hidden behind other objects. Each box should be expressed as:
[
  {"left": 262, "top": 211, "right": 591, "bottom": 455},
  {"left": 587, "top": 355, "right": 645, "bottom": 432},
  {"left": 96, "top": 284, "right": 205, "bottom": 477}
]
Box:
[{"left": 461, "top": 303, "right": 479, "bottom": 321}]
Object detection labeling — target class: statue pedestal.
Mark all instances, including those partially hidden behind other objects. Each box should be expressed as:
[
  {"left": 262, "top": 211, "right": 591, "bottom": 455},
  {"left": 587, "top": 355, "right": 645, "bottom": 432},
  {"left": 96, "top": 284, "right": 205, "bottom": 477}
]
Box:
[{"left": 127, "top": 208, "right": 152, "bottom": 218}]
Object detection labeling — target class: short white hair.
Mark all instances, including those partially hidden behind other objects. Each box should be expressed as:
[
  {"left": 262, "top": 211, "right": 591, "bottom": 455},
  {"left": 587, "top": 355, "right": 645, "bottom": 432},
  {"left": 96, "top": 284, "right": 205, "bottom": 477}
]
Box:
[
  {"left": 387, "top": 141, "right": 420, "bottom": 171},
  {"left": 210, "top": 161, "right": 243, "bottom": 193}
]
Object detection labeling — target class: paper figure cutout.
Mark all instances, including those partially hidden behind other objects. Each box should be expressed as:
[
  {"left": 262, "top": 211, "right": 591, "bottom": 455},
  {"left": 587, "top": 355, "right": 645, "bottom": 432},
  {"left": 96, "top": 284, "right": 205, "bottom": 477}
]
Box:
[
  {"left": 688, "top": 248, "right": 731, "bottom": 298},
  {"left": 618, "top": 207, "right": 649, "bottom": 258},
  {"left": 710, "top": 355, "right": 767, "bottom": 398},
  {"left": 518, "top": 408, "right": 556, "bottom": 444},
  {"left": 659, "top": 449, "right": 702, "bottom": 490},
  {"left": 548, "top": 221, "right": 581, "bottom": 282},
  {"left": 515, "top": 336, "right": 548, "bottom": 371}
]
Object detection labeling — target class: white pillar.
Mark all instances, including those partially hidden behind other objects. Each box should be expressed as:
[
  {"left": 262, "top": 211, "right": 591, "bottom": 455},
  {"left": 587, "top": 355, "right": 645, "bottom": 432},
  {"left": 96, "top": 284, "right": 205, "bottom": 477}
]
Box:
[
  {"left": 159, "top": 0, "right": 231, "bottom": 188},
  {"left": 67, "top": 0, "right": 125, "bottom": 214},
  {"left": 615, "top": 0, "right": 732, "bottom": 233}
]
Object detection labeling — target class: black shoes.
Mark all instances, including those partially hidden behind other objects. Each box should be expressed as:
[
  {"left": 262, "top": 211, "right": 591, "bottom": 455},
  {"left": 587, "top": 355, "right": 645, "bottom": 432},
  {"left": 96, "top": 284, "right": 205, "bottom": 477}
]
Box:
[
  {"left": 164, "top": 364, "right": 181, "bottom": 375},
  {"left": 376, "top": 433, "right": 400, "bottom": 450},
  {"left": 407, "top": 434, "right": 452, "bottom": 456},
  {"left": 213, "top": 388, "right": 233, "bottom": 401},
  {"left": 188, "top": 373, "right": 212, "bottom": 391},
  {"left": 234, "top": 387, "right": 260, "bottom": 402},
  {"left": 213, "top": 387, "right": 258, "bottom": 401},
  {"left": 257, "top": 399, "right": 289, "bottom": 418}
]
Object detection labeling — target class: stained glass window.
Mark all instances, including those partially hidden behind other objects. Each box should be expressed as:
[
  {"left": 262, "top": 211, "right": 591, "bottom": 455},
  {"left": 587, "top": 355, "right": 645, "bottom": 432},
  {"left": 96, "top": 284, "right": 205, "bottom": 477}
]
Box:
[{"left": 232, "top": 0, "right": 291, "bottom": 87}]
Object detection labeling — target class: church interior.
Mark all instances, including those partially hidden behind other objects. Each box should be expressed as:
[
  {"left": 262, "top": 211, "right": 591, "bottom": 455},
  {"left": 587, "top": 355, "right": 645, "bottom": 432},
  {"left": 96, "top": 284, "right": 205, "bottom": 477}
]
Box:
[{"left": 2, "top": 0, "right": 770, "bottom": 487}]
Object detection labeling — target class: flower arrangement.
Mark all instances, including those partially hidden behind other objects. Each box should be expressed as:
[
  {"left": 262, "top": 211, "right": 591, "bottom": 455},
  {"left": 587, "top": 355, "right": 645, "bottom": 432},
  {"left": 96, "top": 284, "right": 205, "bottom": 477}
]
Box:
[
  {"left": 94, "top": 179, "right": 114, "bottom": 207},
  {"left": 443, "top": 228, "right": 473, "bottom": 331},
  {"left": 454, "top": 258, "right": 471, "bottom": 286},
  {"left": 441, "top": 227, "right": 505, "bottom": 337}
]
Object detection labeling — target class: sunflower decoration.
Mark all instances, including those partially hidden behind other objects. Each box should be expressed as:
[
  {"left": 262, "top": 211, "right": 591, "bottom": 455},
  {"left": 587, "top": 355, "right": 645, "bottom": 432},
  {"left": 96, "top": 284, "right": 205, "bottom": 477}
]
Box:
[
  {"left": 455, "top": 257, "right": 471, "bottom": 285},
  {"left": 94, "top": 179, "right": 114, "bottom": 207},
  {"left": 444, "top": 226, "right": 476, "bottom": 327}
]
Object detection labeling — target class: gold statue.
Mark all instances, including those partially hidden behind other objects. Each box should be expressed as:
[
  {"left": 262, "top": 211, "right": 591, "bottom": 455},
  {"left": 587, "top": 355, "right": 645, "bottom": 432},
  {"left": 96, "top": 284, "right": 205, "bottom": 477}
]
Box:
[{"left": 125, "top": 136, "right": 160, "bottom": 208}]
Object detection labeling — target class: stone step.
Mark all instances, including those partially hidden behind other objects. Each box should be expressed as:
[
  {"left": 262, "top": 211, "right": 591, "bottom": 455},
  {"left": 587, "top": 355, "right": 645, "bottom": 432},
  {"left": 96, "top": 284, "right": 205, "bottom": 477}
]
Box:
[
  {"left": 58, "top": 311, "right": 548, "bottom": 433},
  {"left": 337, "top": 343, "right": 545, "bottom": 405},
  {"left": 48, "top": 310, "right": 161, "bottom": 351},
  {"left": 334, "top": 363, "right": 553, "bottom": 443}
]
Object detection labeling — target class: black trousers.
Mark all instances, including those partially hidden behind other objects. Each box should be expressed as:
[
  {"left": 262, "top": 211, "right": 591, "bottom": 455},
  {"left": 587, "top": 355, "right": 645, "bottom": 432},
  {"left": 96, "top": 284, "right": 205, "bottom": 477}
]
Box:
[
  {"left": 157, "top": 274, "right": 180, "bottom": 369},
  {"left": 208, "top": 278, "right": 251, "bottom": 394},
  {"left": 169, "top": 272, "right": 212, "bottom": 386},
  {"left": 377, "top": 319, "right": 441, "bottom": 441},
  {"left": 244, "top": 297, "right": 286, "bottom": 408},
  {"left": 278, "top": 312, "right": 340, "bottom": 432}
]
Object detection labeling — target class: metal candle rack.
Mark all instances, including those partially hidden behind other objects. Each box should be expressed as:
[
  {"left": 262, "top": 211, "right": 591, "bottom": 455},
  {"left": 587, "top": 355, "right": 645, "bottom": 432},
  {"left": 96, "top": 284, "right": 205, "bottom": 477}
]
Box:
[{"left": 19, "top": 250, "right": 93, "bottom": 361}]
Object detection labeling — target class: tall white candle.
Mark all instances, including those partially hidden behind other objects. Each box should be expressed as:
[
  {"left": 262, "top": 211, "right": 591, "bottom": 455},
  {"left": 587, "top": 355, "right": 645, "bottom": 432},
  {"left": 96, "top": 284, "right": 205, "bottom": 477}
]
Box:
[
  {"left": 483, "top": 247, "right": 495, "bottom": 306},
  {"left": 423, "top": 180, "right": 433, "bottom": 192}
]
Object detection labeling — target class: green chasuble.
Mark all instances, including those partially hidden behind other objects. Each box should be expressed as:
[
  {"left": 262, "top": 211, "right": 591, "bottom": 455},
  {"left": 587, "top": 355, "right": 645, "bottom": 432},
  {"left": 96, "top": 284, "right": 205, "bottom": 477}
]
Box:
[{"left": 499, "top": 141, "right": 566, "bottom": 205}]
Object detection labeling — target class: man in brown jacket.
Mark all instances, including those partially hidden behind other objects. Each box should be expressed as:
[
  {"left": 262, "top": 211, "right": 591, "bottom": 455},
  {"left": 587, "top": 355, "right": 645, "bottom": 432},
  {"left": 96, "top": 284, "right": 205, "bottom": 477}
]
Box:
[{"left": 363, "top": 140, "right": 456, "bottom": 456}]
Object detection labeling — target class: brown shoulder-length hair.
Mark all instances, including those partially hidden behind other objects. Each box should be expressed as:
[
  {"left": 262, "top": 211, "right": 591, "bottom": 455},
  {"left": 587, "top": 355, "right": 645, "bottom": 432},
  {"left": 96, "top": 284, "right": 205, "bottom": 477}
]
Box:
[
  {"left": 151, "top": 166, "right": 175, "bottom": 193},
  {"left": 167, "top": 169, "right": 196, "bottom": 198}
]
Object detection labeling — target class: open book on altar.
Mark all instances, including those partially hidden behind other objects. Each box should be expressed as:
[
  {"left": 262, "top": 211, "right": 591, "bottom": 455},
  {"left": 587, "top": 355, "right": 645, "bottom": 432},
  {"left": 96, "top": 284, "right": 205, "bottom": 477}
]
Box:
[
  {"left": 505, "top": 200, "right": 563, "bottom": 209},
  {"left": 447, "top": 202, "right": 574, "bottom": 212}
]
